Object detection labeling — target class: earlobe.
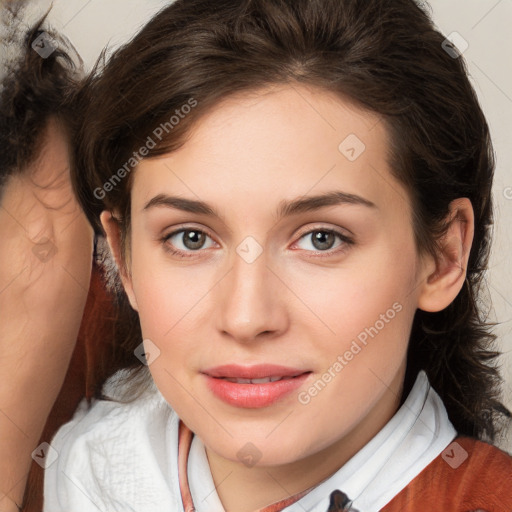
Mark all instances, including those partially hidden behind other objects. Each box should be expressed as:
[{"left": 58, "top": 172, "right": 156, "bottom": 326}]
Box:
[
  {"left": 99, "top": 210, "right": 139, "bottom": 311},
  {"left": 417, "top": 198, "right": 474, "bottom": 313}
]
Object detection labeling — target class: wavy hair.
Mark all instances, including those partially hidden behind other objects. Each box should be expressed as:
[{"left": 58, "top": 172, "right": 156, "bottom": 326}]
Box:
[{"left": 0, "top": 4, "right": 82, "bottom": 197}]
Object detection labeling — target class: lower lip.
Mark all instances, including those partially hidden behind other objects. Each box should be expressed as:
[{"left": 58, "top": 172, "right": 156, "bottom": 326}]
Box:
[{"left": 204, "top": 373, "right": 311, "bottom": 408}]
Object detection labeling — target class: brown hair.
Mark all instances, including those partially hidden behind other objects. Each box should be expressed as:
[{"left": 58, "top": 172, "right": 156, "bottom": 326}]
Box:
[
  {"left": 0, "top": 5, "right": 82, "bottom": 199},
  {"left": 73, "top": 0, "right": 511, "bottom": 442}
]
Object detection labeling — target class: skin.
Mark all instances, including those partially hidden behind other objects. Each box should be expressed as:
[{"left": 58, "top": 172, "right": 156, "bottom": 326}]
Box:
[
  {"left": 0, "top": 118, "right": 93, "bottom": 512},
  {"left": 102, "top": 84, "right": 474, "bottom": 512}
]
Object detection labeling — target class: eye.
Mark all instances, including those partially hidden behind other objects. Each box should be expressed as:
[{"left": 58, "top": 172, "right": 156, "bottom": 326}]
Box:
[
  {"left": 162, "top": 228, "right": 216, "bottom": 256},
  {"left": 294, "top": 228, "right": 353, "bottom": 254}
]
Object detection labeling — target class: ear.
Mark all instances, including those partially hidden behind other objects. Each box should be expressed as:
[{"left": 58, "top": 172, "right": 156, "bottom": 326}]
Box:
[
  {"left": 417, "top": 198, "right": 474, "bottom": 313},
  {"left": 100, "top": 210, "right": 138, "bottom": 311}
]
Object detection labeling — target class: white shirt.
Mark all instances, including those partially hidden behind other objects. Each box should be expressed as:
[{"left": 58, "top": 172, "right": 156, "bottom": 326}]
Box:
[{"left": 43, "top": 370, "right": 457, "bottom": 512}]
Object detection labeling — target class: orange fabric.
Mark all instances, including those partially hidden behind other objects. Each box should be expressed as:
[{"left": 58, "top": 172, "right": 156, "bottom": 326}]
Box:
[
  {"left": 22, "top": 261, "right": 116, "bottom": 512},
  {"left": 382, "top": 436, "right": 512, "bottom": 512}
]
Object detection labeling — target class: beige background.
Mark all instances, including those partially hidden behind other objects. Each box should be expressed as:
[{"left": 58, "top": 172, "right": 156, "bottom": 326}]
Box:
[{"left": 17, "top": 0, "right": 512, "bottom": 450}]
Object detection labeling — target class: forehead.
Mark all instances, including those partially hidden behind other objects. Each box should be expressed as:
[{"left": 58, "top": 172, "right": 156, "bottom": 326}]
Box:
[{"left": 131, "top": 84, "right": 411, "bottom": 222}]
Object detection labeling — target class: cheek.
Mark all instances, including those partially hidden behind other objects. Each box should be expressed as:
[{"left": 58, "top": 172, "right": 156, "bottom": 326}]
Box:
[
  {"left": 294, "top": 242, "right": 417, "bottom": 341},
  {"left": 132, "top": 273, "right": 200, "bottom": 342},
  {"left": 129, "top": 261, "right": 200, "bottom": 406},
  {"left": 129, "top": 240, "right": 193, "bottom": 333},
  {"left": 128, "top": 247, "right": 216, "bottom": 377}
]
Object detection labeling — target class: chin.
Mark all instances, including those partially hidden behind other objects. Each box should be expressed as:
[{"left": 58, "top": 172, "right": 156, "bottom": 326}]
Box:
[{"left": 203, "top": 427, "right": 316, "bottom": 468}]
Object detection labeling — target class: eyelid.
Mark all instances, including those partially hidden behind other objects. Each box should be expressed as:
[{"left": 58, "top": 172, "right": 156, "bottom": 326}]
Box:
[
  {"left": 162, "top": 222, "right": 216, "bottom": 239},
  {"left": 294, "top": 223, "right": 354, "bottom": 241}
]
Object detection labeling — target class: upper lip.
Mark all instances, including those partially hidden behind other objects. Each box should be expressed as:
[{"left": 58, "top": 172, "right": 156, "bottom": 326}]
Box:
[{"left": 202, "top": 364, "right": 310, "bottom": 379}]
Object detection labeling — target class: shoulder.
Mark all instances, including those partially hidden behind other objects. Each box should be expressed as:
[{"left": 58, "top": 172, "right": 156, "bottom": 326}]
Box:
[
  {"left": 451, "top": 436, "right": 512, "bottom": 507},
  {"left": 382, "top": 436, "right": 512, "bottom": 512},
  {"left": 43, "top": 370, "right": 181, "bottom": 511},
  {"left": 454, "top": 436, "right": 512, "bottom": 476}
]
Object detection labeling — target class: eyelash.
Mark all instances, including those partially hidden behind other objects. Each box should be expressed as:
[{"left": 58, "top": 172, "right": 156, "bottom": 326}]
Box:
[{"left": 160, "top": 226, "right": 354, "bottom": 259}]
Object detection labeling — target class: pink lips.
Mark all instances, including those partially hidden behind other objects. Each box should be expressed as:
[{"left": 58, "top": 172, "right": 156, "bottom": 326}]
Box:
[{"left": 202, "top": 364, "right": 311, "bottom": 408}]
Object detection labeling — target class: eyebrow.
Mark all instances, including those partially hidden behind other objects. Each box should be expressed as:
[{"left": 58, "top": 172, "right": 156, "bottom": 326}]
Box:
[{"left": 143, "top": 190, "right": 377, "bottom": 220}]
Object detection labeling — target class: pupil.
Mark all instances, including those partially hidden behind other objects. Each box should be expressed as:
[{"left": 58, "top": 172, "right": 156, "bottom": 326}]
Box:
[
  {"left": 183, "top": 230, "right": 205, "bottom": 250},
  {"left": 312, "top": 231, "right": 334, "bottom": 250}
]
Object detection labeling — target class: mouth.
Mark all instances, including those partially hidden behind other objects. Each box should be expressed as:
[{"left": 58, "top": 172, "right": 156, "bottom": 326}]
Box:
[
  {"left": 201, "top": 364, "right": 312, "bottom": 408},
  {"left": 202, "top": 363, "right": 311, "bottom": 380},
  {"left": 217, "top": 375, "right": 304, "bottom": 384}
]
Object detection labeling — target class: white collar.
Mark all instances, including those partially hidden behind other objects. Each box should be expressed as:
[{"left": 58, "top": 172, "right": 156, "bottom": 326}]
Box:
[{"left": 187, "top": 370, "right": 457, "bottom": 512}]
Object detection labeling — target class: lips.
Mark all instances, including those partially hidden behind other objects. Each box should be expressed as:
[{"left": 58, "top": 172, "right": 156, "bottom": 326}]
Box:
[{"left": 201, "top": 364, "right": 312, "bottom": 408}]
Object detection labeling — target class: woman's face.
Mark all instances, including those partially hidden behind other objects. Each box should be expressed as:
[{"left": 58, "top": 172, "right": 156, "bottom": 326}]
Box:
[{"left": 117, "top": 85, "right": 431, "bottom": 467}]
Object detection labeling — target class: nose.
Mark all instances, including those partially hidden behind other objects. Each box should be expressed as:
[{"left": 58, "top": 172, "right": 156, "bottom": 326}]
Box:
[{"left": 215, "top": 246, "right": 288, "bottom": 344}]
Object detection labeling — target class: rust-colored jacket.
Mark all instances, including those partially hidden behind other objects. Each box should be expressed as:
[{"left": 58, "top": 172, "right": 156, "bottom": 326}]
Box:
[{"left": 382, "top": 436, "right": 512, "bottom": 512}]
